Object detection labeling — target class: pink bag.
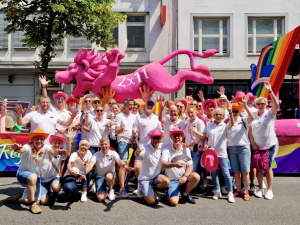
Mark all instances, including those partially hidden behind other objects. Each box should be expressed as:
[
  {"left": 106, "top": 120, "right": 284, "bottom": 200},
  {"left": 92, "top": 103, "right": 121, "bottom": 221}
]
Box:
[{"left": 251, "top": 148, "right": 269, "bottom": 170}]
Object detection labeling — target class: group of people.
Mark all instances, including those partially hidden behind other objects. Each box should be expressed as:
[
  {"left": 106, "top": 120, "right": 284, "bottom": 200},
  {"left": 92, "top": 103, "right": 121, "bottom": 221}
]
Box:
[{"left": 2, "top": 75, "right": 279, "bottom": 214}]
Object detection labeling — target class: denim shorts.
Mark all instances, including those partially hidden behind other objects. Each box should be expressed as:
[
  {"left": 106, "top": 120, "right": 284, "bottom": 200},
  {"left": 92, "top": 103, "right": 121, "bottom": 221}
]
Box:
[
  {"left": 40, "top": 177, "right": 61, "bottom": 199},
  {"left": 228, "top": 145, "right": 251, "bottom": 172},
  {"left": 118, "top": 142, "right": 130, "bottom": 161},
  {"left": 268, "top": 145, "right": 276, "bottom": 167},
  {"left": 17, "top": 171, "right": 41, "bottom": 200},
  {"left": 138, "top": 174, "right": 162, "bottom": 197},
  {"left": 167, "top": 179, "right": 187, "bottom": 199},
  {"left": 95, "top": 173, "right": 115, "bottom": 194}
]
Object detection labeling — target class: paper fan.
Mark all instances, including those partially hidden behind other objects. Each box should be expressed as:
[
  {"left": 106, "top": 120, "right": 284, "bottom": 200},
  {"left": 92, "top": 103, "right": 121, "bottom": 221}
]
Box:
[{"left": 171, "top": 155, "right": 191, "bottom": 164}]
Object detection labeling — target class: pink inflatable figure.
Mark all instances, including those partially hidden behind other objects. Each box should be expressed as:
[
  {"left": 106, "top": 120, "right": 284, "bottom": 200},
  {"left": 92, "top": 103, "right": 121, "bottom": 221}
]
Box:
[{"left": 55, "top": 47, "right": 219, "bottom": 103}]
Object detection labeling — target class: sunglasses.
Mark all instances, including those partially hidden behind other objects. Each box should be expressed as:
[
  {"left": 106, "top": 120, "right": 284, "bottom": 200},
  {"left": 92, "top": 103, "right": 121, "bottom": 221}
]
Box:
[
  {"left": 172, "top": 134, "right": 181, "bottom": 138},
  {"left": 232, "top": 111, "right": 239, "bottom": 113},
  {"left": 96, "top": 109, "right": 104, "bottom": 112},
  {"left": 93, "top": 101, "right": 101, "bottom": 104},
  {"left": 152, "top": 136, "right": 161, "bottom": 140},
  {"left": 256, "top": 103, "right": 266, "bottom": 106},
  {"left": 56, "top": 97, "right": 65, "bottom": 101},
  {"left": 108, "top": 102, "right": 115, "bottom": 105},
  {"left": 196, "top": 105, "right": 202, "bottom": 108},
  {"left": 176, "top": 105, "right": 182, "bottom": 108},
  {"left": 85, "top": 100, "right": 91, "bottom": 103}
]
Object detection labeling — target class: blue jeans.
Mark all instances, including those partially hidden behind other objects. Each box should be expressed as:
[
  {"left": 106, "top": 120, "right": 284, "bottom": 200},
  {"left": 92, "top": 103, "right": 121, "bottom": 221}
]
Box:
[
  {"left": 191, "top": 151, "right": 204, "bottom": 186},
  {"left": 63, "top": 172, "right": 92, "bottom": 195},
  {"left": 118, "top": 142, "right": 137, "bottom": 161},
  {"left": 228, "top": 145, "right": 251, "bottom": 173},
  {"left": 211, "top": 157, "right": 233, "bottom": 193},
  {"left": 17, "top": 171, "right": 41, "bottom": 200}
]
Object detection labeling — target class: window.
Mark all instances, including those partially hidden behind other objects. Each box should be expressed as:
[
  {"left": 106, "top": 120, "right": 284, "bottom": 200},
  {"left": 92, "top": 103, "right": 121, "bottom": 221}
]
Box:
[
  {"left": 193, "top": 18, "right": 229, "bottom": 55},
  {"left": 0, "top": 12, "right": 8, "bottom": 48},
  {"left": 248, "top": 17, "right": 284, "bottom": 54},
  {"left": 111, "top": 28, "right": 118, "bottom": 46},
  {"left": 69, "top": 37, "right": 92, "bottom": 49},
  {"left": 127, "top": 15, "right": 145, "bottom": 49}
]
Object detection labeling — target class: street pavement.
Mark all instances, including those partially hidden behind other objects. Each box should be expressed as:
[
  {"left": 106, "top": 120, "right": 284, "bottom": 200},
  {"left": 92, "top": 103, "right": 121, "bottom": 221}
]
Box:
[{"left": 0, "top": 176, "right": 300, "bottom": 225}]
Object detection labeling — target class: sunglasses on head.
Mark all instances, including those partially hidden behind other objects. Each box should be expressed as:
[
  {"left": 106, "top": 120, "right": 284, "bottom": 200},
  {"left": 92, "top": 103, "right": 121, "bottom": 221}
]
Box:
[
  {"left": 172, "top": 134, "right": 181, "bottom": 138},
  {"left": 256, "top": 103, "right": 265, "bottom": 106},
  {"left": 96, "top": 109, "right": 103, "bottom": 112},
  {"left": 56, "top": 97, "right": 64, "bottom": 101},
  {"left": 232, "top": 110, "right": 239, "bottom": 113},
  {"left": 152, "top": 136, "right": 161, "bottom": 140},
  {"left": 85, "top": 100, "right": 91, "bottom": 103}
]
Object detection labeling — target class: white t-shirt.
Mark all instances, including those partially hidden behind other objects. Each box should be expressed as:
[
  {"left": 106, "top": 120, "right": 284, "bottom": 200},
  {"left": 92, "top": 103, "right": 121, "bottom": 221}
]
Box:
[
  {"left": 17, "top": 144, "right": 51, "bottom": 177},
  {"left": 91, "top": 150, "right": 120, "bottom": 177},
  {"left": 133, "top": 113, "right": 162, "bottom": 145},
  {"left": 251, "top": 109, "right": 277, "bottom": 149},
  {"left": 138, "top": 143, "right": 163, "bottom": 181},
  {"left": 227, "top": 117, "right": 250, "bottom": 147},
  {"left": 185, "top": 117, "right": 206, "bottom": 151},
  {"left": 103, "top": 109, "right": 112, "bottom": 119},
  {"left": 24, "top": 110, "right": 64, "bottom": 145},
  {"left": 163, "top": 116, "right": 186, "bottom": 144},
  {"left": 49, "top": 105, "right": 71, "bottom": 131},
  {"left": 64, "top": 150, "right": 92, "bottom": 177},
  {"left": 40, "top": 145, "right": 66, "bottom": 183},
  {"left": 206, "top": 122, "right": 228, "bottom": 158},
  {"left": 115, "top": 112, "right": 136, "bottom": 143},
  {"left": 161, "top": 145, "right": 192, "bottom": 181},
  {"left": 87, "top": 117, "right": 110, "bottom": 147}
]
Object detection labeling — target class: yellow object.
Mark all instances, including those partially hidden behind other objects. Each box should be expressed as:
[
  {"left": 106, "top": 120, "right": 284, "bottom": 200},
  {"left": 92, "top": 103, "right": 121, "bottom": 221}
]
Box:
[{"left": 127, "top": 147, "right": 134, "bottom": 165}]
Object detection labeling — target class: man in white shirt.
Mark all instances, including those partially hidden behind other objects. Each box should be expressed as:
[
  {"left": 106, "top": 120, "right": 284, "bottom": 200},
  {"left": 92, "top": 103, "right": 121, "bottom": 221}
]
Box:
[
  {"left": 85, "top": 138, "right": 133, "bottom": 202},
  {"left": 16, "top": 96, "right": 77, "bottom": 145},
  {"left": 162, "top": 127, "right": 200, "bottom": 206},
  {"left": 115, "top": 98, "right": 136, "bottom": 197},
  {"left": 135, "top": 129, "right": 170, "bottom": 205}
]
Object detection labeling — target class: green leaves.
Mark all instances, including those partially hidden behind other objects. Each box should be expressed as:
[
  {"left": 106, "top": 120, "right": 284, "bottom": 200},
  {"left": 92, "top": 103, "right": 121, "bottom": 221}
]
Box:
[{"left": 0, "top": 0, "right": 125, "bottom": 75}]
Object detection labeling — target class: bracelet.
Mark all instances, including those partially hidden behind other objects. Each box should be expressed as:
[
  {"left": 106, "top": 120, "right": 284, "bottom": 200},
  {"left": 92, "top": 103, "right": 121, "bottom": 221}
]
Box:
[
  {"left": 42, "top": 85, "right": 46, "bottom": 88},
  {"left": 268, "top": 90, "right": 272, "bottom": 93},
  {"left": 229, "top": 112, "right": 232, "bottom": 114}
]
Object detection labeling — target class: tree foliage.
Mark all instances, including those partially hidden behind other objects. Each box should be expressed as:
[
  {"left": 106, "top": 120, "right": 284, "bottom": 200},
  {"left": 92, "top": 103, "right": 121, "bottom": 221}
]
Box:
[{"left": 0, "top": 0, "right": 126, "bottom": 75}]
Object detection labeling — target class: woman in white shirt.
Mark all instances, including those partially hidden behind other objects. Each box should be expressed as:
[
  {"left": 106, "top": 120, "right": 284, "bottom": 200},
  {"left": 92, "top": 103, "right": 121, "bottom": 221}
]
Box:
[
  {"left": 227, "top": 99, "right": 254, "bottom": 201},
  {"left": 204, "top": 108, "right": 234, "bottom": 203}
]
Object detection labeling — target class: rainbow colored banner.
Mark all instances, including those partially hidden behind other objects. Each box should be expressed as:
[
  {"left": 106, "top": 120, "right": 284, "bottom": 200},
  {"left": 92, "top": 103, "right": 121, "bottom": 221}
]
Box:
[{"left": 250, "top": 25, "right": 300, "bottom": 105}]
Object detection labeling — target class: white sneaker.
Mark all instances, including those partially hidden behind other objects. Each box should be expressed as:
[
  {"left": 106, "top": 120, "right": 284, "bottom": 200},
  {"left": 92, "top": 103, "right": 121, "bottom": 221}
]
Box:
[
  {"left": 263, "top": 181, "right": 267, "bottom": 189},
  {"left": 89, "top": 184, "right": 96, "bottom": 194},
  {"left": 133, "top": 189, "right": 143, "bottom": 198},
  {"left": 264, "top": 190, "right": 274, "bottom": 200},
  {"left": 232, "top": 180, "right": 237, "bottom": 190},
  {"left": 255, "top": 189, "right": 264, "bottom": 198},
  {"left": 212, "top": 190, "right": 222, "bottom": 200},
  {"left": 249, "top": 185, "right": 256, "bottom": 194},
  {"left": 119, "top": 188, "right": 128, "bottom": 198},
  {"left": 108, "top": 189, "right": 116, "bottom": 201},
  {"left": 227, "top": 192, "right": 235, "bottom": 203},
  {"left": 81, "top": 191, "right": 87, "bottom": 202},
  {"left": 221, "top": 186, "right": 228, "bottom": 195}
]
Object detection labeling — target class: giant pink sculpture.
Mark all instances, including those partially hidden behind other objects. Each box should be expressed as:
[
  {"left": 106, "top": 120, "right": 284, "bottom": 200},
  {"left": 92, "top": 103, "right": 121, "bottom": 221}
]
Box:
[{"left": 55, "top": 48, "right": 218, "bottom": 103}]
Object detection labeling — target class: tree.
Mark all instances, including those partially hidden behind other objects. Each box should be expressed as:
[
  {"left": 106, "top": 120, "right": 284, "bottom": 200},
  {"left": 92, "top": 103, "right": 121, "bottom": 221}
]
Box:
[{"left": 0, "top": 0, "right": 126, "bottom": 75}]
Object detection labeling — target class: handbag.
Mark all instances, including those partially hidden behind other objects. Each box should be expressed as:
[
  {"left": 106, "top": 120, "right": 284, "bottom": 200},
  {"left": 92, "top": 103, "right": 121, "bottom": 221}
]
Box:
[{"left": 251, "top": 148, "right": 269, "bottom": 170}]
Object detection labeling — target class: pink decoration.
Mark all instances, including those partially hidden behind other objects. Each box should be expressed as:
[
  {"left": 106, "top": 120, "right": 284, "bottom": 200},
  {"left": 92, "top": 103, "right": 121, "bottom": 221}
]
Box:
[{"left": 55, "top": 48, "right": 219, "bottom": 103}]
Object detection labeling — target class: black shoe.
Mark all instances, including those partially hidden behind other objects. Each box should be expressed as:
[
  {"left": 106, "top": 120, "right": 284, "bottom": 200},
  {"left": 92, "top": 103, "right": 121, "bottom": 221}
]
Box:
[
  {"left": 181, "top": 194, "right": 196, "bottom": 204},
  {"left": 195, "top": 187, "right": 206, "bottom": 197},
  {"left": 154, "top": 191, "right": 161, "bottom": 204}
]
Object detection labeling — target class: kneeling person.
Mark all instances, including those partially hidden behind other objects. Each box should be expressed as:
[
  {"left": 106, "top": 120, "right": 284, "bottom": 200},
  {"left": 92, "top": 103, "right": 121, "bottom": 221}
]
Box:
[
  {"left": 135, "top": 129, "right": 170, "bottom": 205},
  {"left": 86, "top": 138, "right": 133, "bottom": 202},
  {"left": 162, "top": 128, "right": 200, "bottom": 206}
]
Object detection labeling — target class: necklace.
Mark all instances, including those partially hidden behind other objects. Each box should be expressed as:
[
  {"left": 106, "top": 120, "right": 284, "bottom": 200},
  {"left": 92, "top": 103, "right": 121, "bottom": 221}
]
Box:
[{"left": 31, "top": 144, "right": 44, "bottom": 163}]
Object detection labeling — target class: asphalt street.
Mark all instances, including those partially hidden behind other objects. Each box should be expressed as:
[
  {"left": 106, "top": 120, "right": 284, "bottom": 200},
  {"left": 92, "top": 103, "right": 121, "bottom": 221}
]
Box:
[{"left": 0, "top": 176, "right": 299, "bottom": 225}]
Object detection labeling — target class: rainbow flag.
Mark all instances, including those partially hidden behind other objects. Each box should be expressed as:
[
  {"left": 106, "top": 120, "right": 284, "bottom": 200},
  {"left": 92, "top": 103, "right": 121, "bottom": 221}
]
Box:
[{"left": 250, "top": 25, "right": 300, "bottom": 105}]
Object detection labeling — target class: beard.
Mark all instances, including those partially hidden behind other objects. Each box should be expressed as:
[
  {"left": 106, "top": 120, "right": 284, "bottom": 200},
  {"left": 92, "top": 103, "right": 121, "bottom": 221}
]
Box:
[
  {"left": 170, "top": 115, "right": 177, "bottom": 120},
  {"left": 145, "top": 106, "right": 153, "bottom": 113}
]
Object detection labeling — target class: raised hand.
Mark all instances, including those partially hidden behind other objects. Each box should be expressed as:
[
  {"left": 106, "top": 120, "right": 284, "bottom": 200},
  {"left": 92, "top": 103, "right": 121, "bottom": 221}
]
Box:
[
  {"left": 139, "top": 83, "right": 155, "bottom": 102},
  {"left": 38, "top": 75, "right": 49, "bottom": 87},
  {"left": 155, "top": 95, "right": 166, "bottom": 107},
  {"left": 226, "top": 100, "right": 232, "bottom": 112},
  {"left": 264, "top": 81, "right": 272, "bottom": 92},
  {"left": 1, "top": 99, "right": 7, "bottom": 117},
  {"left": 217, "top": 86, "right": 225, "bottom": 96},
  {"left": 184, "top": 96, "right": 193, "bottom": 104},
  {"left": 197, "top": 90, "right": 205, "bottom": 101},
  {"left": 16, "top": 105, "right": 26, "bottom": 116},
  {"left": 239, "top": 96, "right": 249, "bottom": 108},
  {"left": 100, "top": 87, "right": 116, "bottom": 105},
  {"left": 65, "top": 127, "right": 74, "bottom": 140}
]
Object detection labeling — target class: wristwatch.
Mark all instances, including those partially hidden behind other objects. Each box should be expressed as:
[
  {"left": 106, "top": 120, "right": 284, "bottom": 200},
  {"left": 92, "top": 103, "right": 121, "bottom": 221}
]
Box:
[{"left": 184, "top": 173, "right": 189, "bottom": 177}]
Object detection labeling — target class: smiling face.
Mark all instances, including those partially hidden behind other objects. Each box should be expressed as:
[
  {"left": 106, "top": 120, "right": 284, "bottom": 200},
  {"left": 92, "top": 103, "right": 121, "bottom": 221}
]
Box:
[
  {"left": 111, "top": 104, "right": 120, "bottom": 115},
  {"left": 68, "top": 100, "right": 77, "bottom": 110},
  {"left": 40, "top": 97, "right": 51, "bottom": 112},
  {"left": 171, "top": 133, "right": 182, "bottom": 145},
  {"left": 32, "top": 135, "right": 45, "bottom": 150},
  {"left": 205, "top": 103, "right": 215, "bottom": 116},
  {"left": 187, "top": 108, "right": 197, "bottom": 120},
  {"left": 100, "top": 139, "right": 110, "bottom": 154},
  {"left": 94, "top": 106, "right": 104, "bottom": 119},
  {"left": 169, "top": 105, "right": 178, "bottom": 120},
  {"left": 213, "top": 108, "right": 225, "bottom": 124},
  {"left": 52, "top": 139, "right": 63, "bottom": 149}
]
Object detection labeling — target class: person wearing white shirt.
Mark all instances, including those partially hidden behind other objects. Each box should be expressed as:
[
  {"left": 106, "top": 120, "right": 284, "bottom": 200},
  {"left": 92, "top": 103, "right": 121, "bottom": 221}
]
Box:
[
  {"left": 204, "top": 108, "right": 234, "bottom": 203},
  {"left": 227, "top": 100, "right": 254, "bottom": 201},
  {"left": 85, "top": 138, "right": 132, "bottom": 202},
  {"left": 135, "top": 129, "right": 170, "bottom": 205},
  {"left": 115, "top": 98, "right": 136, "bottom": 197},
  {"left": 248, "top": 82, "right": 279, "bottom": 200},
  {"left": 10, "top": 129, "right": 50, "bottom": 214},
  {"left": 162, "top": 127, "right": 200, "bottom": 206}
]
